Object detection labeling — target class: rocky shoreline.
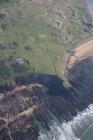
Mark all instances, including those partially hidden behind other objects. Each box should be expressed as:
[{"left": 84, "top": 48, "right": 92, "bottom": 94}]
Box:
[
  {"left": 1, "top": 67, "right": 93, "bottom": 140},
  {"left": 0, "top": 0, "right": 93, "bottom": 139}
]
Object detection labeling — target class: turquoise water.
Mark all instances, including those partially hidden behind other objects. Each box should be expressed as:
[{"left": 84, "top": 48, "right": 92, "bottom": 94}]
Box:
[
  {"left": 86, "top": 0, "right": 93, "bottom": 19},
  {"left": 81, "top": 123, "right": 93, "bottom": 140}
]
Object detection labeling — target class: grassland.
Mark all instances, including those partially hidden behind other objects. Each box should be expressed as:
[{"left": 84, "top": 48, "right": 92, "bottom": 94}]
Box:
[{"left": 0, "top": 0, "right": 92, "bottom": 84}]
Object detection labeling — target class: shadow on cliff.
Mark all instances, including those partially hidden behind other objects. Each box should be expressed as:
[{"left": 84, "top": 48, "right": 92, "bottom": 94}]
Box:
[
  {"left": 14, "top": 73, "right": 69, "bottom": 97},
  {"left": 1, "top": 57, "right": 93, "bottom": 121},
  {"left": 66, "top": 57, "right": 93, "bottom": 106}
]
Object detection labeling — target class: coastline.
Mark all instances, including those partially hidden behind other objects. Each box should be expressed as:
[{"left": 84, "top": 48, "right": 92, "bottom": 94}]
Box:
[{"left": 66, "top": 39, "right": 93, "bottom": 70}]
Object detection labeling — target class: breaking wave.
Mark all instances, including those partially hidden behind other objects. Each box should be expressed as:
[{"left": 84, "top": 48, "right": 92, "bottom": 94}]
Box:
[{"left": 39, "top": 104, "right": 93, "bottom": 140}]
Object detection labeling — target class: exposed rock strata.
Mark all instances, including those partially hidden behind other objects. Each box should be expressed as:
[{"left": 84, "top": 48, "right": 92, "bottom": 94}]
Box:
[
  {"left": 1, "top": 67, "right": 93, "bottom": 140},
  {"left": 0, "top": 0, "right": 93, "bottom": 140}
]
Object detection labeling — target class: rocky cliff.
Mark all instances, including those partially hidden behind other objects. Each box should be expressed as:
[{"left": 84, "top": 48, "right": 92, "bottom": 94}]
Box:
[
  {"left": 1, "top": 63, "right": 93, "bottom": 140},
  {"left": 0, "top": 0, "right": 93, "bottom": 140}
]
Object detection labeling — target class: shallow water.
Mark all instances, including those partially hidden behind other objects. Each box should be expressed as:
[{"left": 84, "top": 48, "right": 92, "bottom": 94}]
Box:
[
  {"left": 39, "top": 104, "right": 93, "bottom": 140},
  {"left": 81, "top": 123, "right": 93, "bottom": 140},
  {"left": 58, "top": 104, "right": 93, "bottom": 140}
]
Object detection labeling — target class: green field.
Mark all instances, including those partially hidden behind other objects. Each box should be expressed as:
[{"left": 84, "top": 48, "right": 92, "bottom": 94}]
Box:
[{"left": 0, "top": 0, "right": 92, "bottom": 84}]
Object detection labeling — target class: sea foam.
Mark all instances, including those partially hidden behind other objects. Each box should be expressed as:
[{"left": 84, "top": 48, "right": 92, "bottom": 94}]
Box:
[{"left": 39, "top": 104, "right": 93, "bottom": 140}]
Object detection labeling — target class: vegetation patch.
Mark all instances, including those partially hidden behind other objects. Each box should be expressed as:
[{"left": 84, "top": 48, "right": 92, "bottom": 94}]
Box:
[
  {"left": 12, "top": 63, "right": 30, "bottom": 73},
  {"left": 0, "top": 0, "right": 92, "bottom": 84}
]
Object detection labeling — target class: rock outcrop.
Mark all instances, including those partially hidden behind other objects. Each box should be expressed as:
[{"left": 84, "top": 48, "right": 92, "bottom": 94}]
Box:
[{"left": 0, "top": 67, "right": 93, "bottom": 140}]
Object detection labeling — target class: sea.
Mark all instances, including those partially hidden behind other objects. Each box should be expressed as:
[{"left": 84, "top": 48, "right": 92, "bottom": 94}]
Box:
[
  {"left": 38, "top": 104, "right": 93, "bottom": 140},
  {"left": 58, "top": 1, "right": 93, "bottom": 139},
  {"left": 39, "top": 0, "right": 93, "bottom": 140}
]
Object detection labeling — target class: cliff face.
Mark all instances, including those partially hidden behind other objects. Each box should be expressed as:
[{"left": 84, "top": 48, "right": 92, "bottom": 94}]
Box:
[
  {"left": 0, "top": 0, "right": 93, "bottom": 140},
  {"left": 68, "top": 57, "right": 93, "bottom": 105},
  {"left": 1, "top": 64, "right": 93, "bottom": 140}
]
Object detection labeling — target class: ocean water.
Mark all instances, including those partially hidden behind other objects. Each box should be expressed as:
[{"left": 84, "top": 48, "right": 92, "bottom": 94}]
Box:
[
  {"left": 39, "top": 104, "right": 93, "bottom": 140},
  {"left": 58, "top": 104, "right": 93, "bottom": 140},
  {"left": 80, "top": 0, "right": 93, "bottom": 139},
  {"left": 81, "top": 123, "right": 93, "bottom": 140},
  {"left": 39, "top": 1, "right": 93, "bottom": 140}
]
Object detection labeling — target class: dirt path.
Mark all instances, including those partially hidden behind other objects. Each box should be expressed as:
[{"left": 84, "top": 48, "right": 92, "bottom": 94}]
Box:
[{"left": 66, "top": 40, "right": 93, "bottom": 69}]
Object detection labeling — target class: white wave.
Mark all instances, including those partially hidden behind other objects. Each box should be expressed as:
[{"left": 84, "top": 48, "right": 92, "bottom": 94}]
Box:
[{"left": 39, "top": 104, "right": 93, "bottom": 140}]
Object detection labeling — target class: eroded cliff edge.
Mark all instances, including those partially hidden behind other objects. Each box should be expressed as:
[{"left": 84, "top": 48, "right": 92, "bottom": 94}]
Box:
[
  {"left": 0, "top": 0, "right": 93, "bottom": 140},
  {"left": 1, "top": 59, "right": 93, "bottom": 140}
]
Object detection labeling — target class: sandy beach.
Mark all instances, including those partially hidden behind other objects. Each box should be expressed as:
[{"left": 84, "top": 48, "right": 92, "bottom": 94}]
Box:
[{"left": 67, "top": 40, "right": 93, "bottom": 69}]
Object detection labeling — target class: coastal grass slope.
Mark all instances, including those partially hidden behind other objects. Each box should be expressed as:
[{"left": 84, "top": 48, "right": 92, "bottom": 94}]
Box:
[{"left": 0, "top": 0, "right": 92, "bottom": 84}]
